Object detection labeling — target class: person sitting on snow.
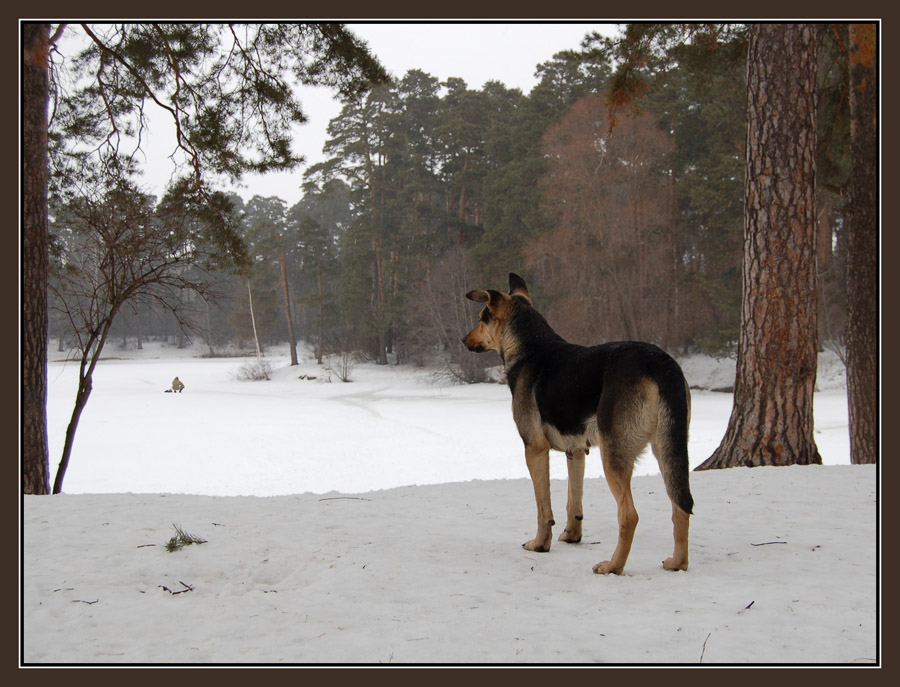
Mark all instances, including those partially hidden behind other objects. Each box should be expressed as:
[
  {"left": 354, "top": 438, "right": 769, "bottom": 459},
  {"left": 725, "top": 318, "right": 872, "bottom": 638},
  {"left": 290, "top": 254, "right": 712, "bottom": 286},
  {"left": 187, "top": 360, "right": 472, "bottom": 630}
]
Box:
[{"left": 172, "top": 377, "right": 185, "bottom": 393}]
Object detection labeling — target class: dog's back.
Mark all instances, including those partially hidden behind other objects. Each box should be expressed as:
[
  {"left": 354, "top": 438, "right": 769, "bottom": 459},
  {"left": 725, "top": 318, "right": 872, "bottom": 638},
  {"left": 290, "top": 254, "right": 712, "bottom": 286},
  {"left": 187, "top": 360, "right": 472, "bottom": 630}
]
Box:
[{"left": 521, "top": 339, "right": 693, "bottom": 516}]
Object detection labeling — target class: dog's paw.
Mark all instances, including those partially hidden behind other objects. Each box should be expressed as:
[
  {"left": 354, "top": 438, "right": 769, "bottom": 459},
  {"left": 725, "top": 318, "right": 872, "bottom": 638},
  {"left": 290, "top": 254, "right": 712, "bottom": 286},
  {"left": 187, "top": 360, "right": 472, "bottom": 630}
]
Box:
[
  {"left": 522, "top": 539, "right": 550, "bottom": 553},
  {"left": 662, "top": 556, "right": 689, "bottom": 571},
  {"left": 558, "top": 529, "right": 582, "bottom": 543},
  {"left": 592, "top": 560, "right": 624, "bottom": 575}
]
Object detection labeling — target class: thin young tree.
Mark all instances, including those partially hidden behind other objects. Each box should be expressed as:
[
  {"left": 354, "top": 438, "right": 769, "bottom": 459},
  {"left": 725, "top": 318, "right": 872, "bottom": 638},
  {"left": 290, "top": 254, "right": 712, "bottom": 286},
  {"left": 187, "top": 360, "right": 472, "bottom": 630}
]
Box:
[
  {"left": 23, "top": 22, "right": 387, "bottom": 494},
  {"left": 697, "top": 24, "right": 822, "bottom": 470},
  {"left": 50, "top": 173, "right": 241, "bottom": 493}
]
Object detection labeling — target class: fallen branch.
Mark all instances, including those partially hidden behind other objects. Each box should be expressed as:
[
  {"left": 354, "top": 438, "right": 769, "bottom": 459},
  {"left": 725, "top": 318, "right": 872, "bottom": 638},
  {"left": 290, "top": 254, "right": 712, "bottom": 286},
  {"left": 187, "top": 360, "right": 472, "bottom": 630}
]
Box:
[
  {"left": 700, "top": 632, "right": 712, "bottom": 663},
  {"left": 159, "top": 580, "right": 194, "bottom": 595},
  {"left": 166, "top": 524, "right": 208, "bottom": 552}
]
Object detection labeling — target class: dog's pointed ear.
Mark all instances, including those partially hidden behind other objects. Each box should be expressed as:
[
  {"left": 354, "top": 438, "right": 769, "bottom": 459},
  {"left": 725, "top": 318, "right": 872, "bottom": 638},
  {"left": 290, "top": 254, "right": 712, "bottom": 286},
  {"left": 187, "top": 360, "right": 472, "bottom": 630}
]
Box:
[
  {"left": 466, "top": 289, "right": 506, "bottom": 310},
  {"left": 508, "top": 273, "right": 532, "bottom": 304}
]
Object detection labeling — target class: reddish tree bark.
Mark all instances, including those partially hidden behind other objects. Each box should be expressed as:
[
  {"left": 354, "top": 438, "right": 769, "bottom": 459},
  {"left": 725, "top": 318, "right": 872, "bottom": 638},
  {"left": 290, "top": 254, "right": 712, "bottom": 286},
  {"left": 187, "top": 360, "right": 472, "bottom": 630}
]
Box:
[
  {"left": 23, "top": 23, "right": 51, "bottom": 494},
  {"left": 845, "top": 23, "right": 878, "bottom": 465},
  {"left": 697, "top": 24, "right": 822, "bottom": 470}
]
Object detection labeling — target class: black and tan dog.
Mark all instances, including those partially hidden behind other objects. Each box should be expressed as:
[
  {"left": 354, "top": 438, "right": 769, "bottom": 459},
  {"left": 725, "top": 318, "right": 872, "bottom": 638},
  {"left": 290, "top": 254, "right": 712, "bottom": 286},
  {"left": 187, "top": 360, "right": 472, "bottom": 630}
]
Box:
[{"left": 463, "top": 273, "right": 693, "bottom": 575}]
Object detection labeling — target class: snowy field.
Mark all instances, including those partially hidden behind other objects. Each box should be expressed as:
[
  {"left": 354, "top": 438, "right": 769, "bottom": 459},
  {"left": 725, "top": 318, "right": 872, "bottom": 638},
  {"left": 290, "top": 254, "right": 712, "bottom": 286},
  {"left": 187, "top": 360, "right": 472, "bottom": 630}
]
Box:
[{"left": 22, "top": 342, "right": 878, "bottom": 665}]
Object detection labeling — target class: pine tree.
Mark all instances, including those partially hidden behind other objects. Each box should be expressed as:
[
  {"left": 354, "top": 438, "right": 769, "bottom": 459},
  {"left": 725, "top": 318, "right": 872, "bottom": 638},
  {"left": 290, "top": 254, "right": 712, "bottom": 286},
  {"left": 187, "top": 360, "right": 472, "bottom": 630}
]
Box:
[
  {"left": 697, "top": 24, "right": 822, "bottom": 470},
  {"left": 845, "top": 23, "right": 878, "bottom": 465},
  {"left": 23, "top": 23, "right": 55, "bottom": 494}
]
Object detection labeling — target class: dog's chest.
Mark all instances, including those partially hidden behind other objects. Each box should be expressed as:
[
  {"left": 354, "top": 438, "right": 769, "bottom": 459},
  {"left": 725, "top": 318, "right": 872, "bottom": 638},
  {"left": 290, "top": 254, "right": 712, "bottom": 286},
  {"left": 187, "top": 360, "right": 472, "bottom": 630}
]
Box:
[{"left": 541, "top": 416, "right": 600, "bottom": 455}]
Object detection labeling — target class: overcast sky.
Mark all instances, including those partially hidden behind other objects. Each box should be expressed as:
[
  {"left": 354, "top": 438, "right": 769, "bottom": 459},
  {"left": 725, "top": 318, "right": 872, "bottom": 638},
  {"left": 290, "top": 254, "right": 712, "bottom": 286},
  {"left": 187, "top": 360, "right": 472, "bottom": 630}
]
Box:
[{"left": 131, "top": 22, "right": 622, "bottom": 205}]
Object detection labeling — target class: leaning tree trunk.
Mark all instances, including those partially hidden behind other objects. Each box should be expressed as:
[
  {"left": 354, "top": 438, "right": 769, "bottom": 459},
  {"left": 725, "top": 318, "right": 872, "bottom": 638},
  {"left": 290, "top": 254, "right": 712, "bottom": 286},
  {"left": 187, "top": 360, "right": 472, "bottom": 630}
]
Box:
[
  {"left": 845, "top": 23, "right": 878, "bottom": 465},
  {"left": 245, "top": 278, "right": 268, "bottom": 379},
  {"left": 23, "top": 23, "right": 51, "bottom": 494},
  {"left": 53, "top": 324, "right": 113, "bottom": 494},
  {"left": 697, "top": 24, "right": 822, "bottom": 470}
]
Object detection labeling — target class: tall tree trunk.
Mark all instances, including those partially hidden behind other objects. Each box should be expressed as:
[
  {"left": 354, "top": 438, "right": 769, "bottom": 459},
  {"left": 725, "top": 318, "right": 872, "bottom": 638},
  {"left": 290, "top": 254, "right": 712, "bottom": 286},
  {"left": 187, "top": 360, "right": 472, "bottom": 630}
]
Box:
[
  {"left": 816, "top": 195, "right": 833, "bottom": 352},
  {"left": 373, "top": 239, "right": 388, "bottom": 365},
  {"left": 23, "top": 23, "right": 51, "bottom": 494},
  {"left": 845, "top": 23, "right": 878, "bottom": 465},
  {"left": 316, "top": 257, "right": 325, "bottom": 365},
  {"left": 205, "top": 298, "right": 215, "bottom": 357},
  {"left": 697, "top": 24, "right": 821, "bottom": 470},
  {"left": 136, "top": 299, "right": 144, "bottom": 350},
  {"left": 278, "top": 250, "right": 299, "bottom": 366}
]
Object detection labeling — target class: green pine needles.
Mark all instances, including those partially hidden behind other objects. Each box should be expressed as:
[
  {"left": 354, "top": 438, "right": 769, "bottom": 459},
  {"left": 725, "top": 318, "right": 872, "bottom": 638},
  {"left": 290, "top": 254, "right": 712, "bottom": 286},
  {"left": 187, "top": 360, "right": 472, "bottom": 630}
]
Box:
[{"left": 165, "top": 524, "right": 208, "bottom": 552}]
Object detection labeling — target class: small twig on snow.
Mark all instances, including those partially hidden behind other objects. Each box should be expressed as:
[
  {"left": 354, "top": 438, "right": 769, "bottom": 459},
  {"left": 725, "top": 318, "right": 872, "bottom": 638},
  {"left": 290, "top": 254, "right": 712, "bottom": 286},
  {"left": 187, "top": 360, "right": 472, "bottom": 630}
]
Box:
[
  {"left": 159, "top": 580, "right": 194, "bottom": 595},
  {"left": 700, "top": 632, "right": 712, "bottom": 663},
  {"left": 750, "top": 541, "right": 787, "bottom": 546}
]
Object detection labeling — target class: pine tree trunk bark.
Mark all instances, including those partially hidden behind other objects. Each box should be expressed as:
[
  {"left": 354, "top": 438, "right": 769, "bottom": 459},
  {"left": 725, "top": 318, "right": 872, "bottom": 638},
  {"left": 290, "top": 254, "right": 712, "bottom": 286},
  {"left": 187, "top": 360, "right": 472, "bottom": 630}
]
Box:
[
  {"left": 845, "top": 23, "right": 878, "bottom": 465},
  {"left": 23, "top": 23, "right": 51, "bottom": 494},
  {"left": 697, "top": 23, "right": 822, "bottom": 470},
  {"left": 373, "top": 239, "right": 388, "bottom": 365},
  {"left": 278, "top": 250, "right": 299, "bottom": 366},
  {"left": 316, "top": 258, "right": 325, "bottom": 365},
  {"left": 136, "top": 300, "right": 143, "bottom": 350}
]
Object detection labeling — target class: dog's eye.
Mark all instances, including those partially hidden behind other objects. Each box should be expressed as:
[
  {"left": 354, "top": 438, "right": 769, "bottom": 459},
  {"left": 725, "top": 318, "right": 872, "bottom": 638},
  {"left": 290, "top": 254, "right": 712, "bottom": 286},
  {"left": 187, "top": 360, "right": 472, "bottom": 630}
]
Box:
[{"left": 480, "top": 309, "right": 492, "bottom": 324}]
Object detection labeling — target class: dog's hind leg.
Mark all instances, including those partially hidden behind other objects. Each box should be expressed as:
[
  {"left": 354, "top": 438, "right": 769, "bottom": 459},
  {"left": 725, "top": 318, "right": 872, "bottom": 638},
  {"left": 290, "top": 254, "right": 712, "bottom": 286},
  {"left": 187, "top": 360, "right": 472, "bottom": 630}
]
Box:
[
  {"left": 559, "top": 449, "right": 585, "bottom": 543},
  {"left": 651, "top": 400, "right": 692, "bottom": 571},
  {"left": 664, "top": 503, "right": 690, "bottom": 571},
  {"left": 593, "top": 448, "right": 638, "bottom": 575},
  {"left": 523, "top": 444, "right": 554, "bottom": 552}
]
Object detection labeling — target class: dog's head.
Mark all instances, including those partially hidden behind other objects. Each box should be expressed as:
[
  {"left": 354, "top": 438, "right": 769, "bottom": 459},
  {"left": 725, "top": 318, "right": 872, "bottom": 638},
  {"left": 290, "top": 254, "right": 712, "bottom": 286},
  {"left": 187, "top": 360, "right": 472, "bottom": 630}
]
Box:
[{"left": 462, "top": 273, "right": 532, "bottom": 354}]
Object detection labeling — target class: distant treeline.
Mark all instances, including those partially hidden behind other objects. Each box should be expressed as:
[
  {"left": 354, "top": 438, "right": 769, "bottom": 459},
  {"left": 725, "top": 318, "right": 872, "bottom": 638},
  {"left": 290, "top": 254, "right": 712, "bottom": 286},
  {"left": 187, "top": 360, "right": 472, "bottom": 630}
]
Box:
[{"left": 49, "top": 25, "right": 851, "bottom": 379}]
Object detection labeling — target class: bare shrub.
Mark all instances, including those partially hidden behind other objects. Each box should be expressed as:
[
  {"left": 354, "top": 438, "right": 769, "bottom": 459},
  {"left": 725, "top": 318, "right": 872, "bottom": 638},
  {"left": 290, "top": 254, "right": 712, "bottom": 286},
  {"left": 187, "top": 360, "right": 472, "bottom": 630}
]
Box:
[
  {"left": 403, "top": 246, "right": 492, "bottom": 384},
  {"left": 325, "top": 351, "right": 355, "bottom": 382},
  {"left": 232, "top": 359, "right": 272, "bottom": 381}
]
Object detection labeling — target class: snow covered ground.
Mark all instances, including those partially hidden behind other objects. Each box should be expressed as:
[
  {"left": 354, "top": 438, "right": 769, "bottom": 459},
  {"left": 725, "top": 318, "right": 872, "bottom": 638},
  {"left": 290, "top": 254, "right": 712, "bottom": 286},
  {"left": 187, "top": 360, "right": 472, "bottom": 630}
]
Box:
[{"left": 22, "top": 342, "right": 878, "bottom": 665}]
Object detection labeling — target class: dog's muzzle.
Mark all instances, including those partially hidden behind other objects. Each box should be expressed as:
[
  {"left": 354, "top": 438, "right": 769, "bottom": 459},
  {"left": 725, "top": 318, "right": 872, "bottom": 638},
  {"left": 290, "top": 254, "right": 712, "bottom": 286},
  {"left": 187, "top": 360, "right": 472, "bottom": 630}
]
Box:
[{"left": 462, "top": 335, "right": 484, "bottom": 353}]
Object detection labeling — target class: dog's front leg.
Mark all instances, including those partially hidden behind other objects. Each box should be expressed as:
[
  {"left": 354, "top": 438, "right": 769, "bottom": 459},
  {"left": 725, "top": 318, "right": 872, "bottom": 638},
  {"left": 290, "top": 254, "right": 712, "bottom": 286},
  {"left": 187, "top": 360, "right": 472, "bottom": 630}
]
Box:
[
  {"left": 523, "top": 445, "right": 554, "bottom": 552},
  {"left": 559, "top": 449, "right": 585, "bottom": 543}
]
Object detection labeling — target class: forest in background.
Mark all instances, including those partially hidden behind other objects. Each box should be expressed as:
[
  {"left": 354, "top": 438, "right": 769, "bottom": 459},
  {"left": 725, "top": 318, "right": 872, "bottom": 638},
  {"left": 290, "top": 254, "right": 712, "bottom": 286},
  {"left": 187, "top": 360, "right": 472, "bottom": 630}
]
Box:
[{"left": 47, "top": 24, "right": 853, "bottom": 383}]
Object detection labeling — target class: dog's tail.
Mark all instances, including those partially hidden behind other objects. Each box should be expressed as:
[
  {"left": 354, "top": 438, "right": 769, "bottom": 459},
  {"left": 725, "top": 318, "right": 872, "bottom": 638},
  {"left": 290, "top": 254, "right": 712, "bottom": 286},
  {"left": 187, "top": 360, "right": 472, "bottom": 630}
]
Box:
[{"left": 656, "top": 369, "right": 694, "bottom": 516}]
